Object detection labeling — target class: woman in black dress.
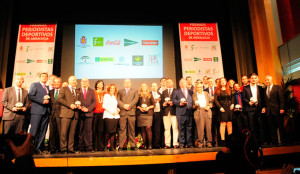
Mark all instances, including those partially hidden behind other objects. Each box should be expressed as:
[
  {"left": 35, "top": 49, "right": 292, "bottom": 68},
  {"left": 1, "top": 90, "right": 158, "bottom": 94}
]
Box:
[
  {"left": 137, "top": 83, "right": 154, "bottom": 149},
  {"left": 214, "top": 78, "right": 234, "bottom": 143}
]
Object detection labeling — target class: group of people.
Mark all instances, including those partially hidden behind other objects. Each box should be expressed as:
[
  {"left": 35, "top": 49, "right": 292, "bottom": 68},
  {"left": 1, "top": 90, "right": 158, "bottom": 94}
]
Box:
[{"left": 0, "top": 72, "right": 286, "bottom": 154}]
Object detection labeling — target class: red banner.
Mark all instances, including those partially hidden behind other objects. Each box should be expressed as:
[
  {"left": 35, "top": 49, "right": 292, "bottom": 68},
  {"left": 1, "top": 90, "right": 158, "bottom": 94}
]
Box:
[
  {"left": 179, "top": 23, "right": 218, "bottom": 41},
  {"left": 19, "top": 24, "right": 56, "bottom": 42}
]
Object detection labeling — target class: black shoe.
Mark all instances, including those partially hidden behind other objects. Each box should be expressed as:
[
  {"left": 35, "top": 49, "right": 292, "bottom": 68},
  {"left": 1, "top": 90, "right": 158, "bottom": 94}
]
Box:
[
  {"left": 50, "top": 150, "right": 57, "bottom": 154},
  {"left": 68, "top": 150, "right": 75, "bottom": 154},
  {"left": 60, "top": 150, "right": 67, "bottom": 154}
]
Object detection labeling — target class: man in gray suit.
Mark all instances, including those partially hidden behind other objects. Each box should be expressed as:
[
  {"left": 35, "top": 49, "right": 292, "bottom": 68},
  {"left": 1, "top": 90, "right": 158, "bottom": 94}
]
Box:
[
  {"left": 117, "top": 79, "right": 139, "bottom": 150},
  {"left": 2, "top": 76, "right": 30, "bottom": 135},
  {"left": 57, "top": 76, "right": 81, "bottom": 153},
  {"left": 192, "top": 83, "right": 213, "bottom": 148}
]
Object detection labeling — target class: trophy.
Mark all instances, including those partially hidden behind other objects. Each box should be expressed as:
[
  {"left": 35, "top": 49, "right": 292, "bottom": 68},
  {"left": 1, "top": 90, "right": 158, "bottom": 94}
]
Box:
[
  {"left": 250, "top": 97, "right": 258, "bottom": 105},
  {"left": 195, "top": 100, "right": 200, "bottom": 107},
  {"left": 75, "top": 101, "right": 81, "bottom": 108},
  {"left": 44, "top": 95, "right": 50, "bottom": 100},
  {"left": 15, "top": 102, "right": 23, "bottom": 111},
  {"left": 165, "top": 97, "right": 170, "bottom": 102},
  {"left": 141, "top": 104, "right": 148, "bottom": 109},
  {"left": 235, "top": 104, "right": 242, "bottom": 111},
  {"left": 180, "top": 98, "right": 186, "bottom": 103}
]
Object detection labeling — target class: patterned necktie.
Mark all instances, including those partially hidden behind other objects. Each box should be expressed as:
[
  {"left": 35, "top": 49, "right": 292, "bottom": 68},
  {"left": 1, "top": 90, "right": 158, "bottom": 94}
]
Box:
[
  {"left": 54, "top": 89, "right": 58, "bottom": 101},
  {"left": 267, "top": 86, "right": 270, "bottom": 98}
]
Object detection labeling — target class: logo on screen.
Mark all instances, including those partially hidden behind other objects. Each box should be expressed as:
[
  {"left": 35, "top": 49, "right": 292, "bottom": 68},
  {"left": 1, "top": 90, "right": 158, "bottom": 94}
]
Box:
[
  {"left": 147, "top": 55, "right": 159, "bottom": 65},
  {"left": 124, "top": 39, "right": 138, "bottom": 46},
  {"left": 142, "top": 40, "right": 158, "bottom": 46},
  {"left": 80, "top": 36, "right": 87, "bottom": 45},
  {"left": 194, "top": 57, "right": 202, "bottom": 62},
  {"left": 132, "top": 56, "right": 144, "bottom": 66},
  {"left": 93, "top": 37, "right": 104, "bottom": 46},
  {"left": 213, "top": 57, "right": 219, "bottom": 62},
  {"left": 95, "top": 57, "right": 114, "bottom": 62}
]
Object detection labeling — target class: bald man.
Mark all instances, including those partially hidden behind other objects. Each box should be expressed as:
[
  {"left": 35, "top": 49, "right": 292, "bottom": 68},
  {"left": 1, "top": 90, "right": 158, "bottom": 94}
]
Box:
[
  {"left": 2, "top": 76, "right": 30, "bottom": 135},
  {"left": 57, "top": 76, "right": 81, "bottom": 153}
]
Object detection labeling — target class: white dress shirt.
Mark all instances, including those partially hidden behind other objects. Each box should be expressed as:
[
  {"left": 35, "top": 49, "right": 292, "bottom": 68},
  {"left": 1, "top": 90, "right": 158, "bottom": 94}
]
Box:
[
  {"left": 14, "top": 85, "right": 22, "bottom": 102},
  {"left": 103, "top": 94, "right": 120, "bottom": 119},
  {"left": 197, "top": 92, "right": 207, "bottom": 108},
  {"left": 250, "top": 84, "right": 257, "bottom": 101}
]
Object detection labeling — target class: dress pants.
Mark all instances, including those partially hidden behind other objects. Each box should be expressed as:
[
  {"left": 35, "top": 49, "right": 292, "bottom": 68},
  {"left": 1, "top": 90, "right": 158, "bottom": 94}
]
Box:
[
  {"left": 119, "top": 114, "right": 136, "bottom": 148},
  {"left": 93, "top": 113, "right": 105, "bottom": 151},
  {"left": 267, "top": 112, "right": 285, "bottom": 144},
  {"left": 60, "top": 115, "right": 78, "bottom": 152},
  {"left": 152, "top": 112, "right": 162, "bottom": 148},
  {"left": 194, "top": 108, "right": 212, "bottom": 143},
  {"left": 30, "top": 113, "right": 49, "bottom": 152},
  {"left": 3, "top": 116, "right": 25, "bottom": 135},
  {"left": 78, "top": 116, "right": 93, "bottom": 150},
  {"left": 177, "top": 113, "right": 193, "bottom": 147},
  {"left": 163, "top": 112, "right": 179, "bottom": 147},
  {"left": 49, "top": 115, "right": 61, "bottom": 151}
]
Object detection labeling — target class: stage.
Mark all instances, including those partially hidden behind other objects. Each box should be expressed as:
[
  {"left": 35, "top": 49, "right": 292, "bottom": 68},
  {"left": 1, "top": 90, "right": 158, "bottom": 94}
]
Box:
[{"left": 33, "top": 145, "right": 300, "bottom": 168}]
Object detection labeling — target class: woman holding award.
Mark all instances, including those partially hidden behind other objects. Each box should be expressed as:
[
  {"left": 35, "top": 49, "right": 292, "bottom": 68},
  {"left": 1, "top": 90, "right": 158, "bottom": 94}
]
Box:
[
  {"left": 102, "top": 84, "right": 120, "bottom": 151},
  {"left": 214, "top": 77, "right": 234, "bottom": 144},
  {"left": 137, "top": 83, "right": 154, "bottom": 149}
]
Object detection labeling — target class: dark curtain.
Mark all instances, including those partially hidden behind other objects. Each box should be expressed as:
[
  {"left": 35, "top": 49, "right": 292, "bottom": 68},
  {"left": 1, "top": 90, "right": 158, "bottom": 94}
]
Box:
[
  {"left": 228, "top": 0, "right": 257, "bottom": 83},
  {"left": 0, "top": 0, "right": 14, "bottom": 88}
]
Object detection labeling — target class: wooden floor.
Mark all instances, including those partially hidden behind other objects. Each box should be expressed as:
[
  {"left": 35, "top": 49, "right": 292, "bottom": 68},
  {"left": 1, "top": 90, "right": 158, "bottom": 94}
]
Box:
[{"left": 33, "top": 144, "right": 300, "bottom": 167}]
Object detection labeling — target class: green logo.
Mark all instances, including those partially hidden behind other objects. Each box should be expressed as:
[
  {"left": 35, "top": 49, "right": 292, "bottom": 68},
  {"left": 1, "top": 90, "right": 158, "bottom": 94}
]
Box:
[
  {"left": 194, "top": 57, "right": 202, "bottom": 62},
  {"left": 93, "top": 37, "right": 104, "bottom": 46},
  {"left": 124, "top": 39, "right": 138, "bottom": 46},
  {"left": 95, "top": 57, "right": 114, "bottom": 62},
  {"left": 48, "top": 59, "right": 53, "bottom": 64},
  {"left": 27, "top": 59, "right": 35, "bottom": 63},
  {"left": 132, "top": 56, "right": 143, "bottom": 66},
  {"left": 213, "top": 57, "right": 219, "bottom": 62}
]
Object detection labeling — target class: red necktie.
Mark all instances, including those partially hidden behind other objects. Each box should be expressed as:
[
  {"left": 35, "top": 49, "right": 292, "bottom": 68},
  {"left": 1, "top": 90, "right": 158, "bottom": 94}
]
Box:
[
  {"left": 238, "top": 93, "right": 242, "bottom": 108},
  {"left": 42, "top": 84, "right": 48, "bottom": 94},
  {"left": 83, "top": 88, "right": 87, "bottom": 100}
]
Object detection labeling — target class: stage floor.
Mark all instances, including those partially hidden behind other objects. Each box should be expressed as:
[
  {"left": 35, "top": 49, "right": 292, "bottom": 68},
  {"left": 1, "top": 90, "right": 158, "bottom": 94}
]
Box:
[{"left": 33, "top": 144, "right": 300, "bottom": 167}]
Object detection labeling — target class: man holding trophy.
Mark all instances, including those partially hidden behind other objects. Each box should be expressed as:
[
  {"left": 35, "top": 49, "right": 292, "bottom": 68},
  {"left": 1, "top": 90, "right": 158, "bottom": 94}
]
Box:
[
  {"left": 161, "top": 78, "right": 178, "bottom": 149},
  {"left": 57, "top": 76, "right": 81, "bottom": 153},
  {"left": 242, "top": 73, "right": 265, "bottom": 145},
  {"left": 28, "top": 73, "right": 51, "bottom": 154},
  {"left": 2, "top": 76, "right": 30, "bottom": 135}
]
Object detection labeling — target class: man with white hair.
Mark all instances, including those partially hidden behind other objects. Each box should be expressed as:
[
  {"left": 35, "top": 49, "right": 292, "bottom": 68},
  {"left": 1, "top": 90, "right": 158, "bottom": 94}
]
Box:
[
  {"left": 264, "top": 75, "right": 285, "bottom": 145},
  {"left": 2, "top": 76, "right": 30, "bottom": 135},
  {"left": 172, "top": 78, "right": 194, "bottom": 148}
]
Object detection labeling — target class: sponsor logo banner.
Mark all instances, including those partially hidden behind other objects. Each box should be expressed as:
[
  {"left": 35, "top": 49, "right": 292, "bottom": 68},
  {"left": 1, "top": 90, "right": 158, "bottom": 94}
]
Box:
[
  {"left": 142, "top": 40, "right": 158, "bottom": 45},
  {"left": 124, "top": 39, "right": 138, "bottom": 46}
]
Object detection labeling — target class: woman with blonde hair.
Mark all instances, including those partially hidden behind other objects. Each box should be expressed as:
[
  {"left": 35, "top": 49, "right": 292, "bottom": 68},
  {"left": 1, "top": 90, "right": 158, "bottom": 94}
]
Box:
[
  {"left": 214, "top": 78, "right": 234, "bottom": 145},
  {"left": 137, "top": 83, "right": 154, "bottom": 149}
]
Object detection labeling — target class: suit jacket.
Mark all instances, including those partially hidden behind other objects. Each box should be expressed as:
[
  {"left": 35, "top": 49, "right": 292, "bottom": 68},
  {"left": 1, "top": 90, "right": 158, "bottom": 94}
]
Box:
[
  {"left": 1, "top": 87, "right": 30, "bottom": 120},
  {"left": 79, "top": 87, "right": 96, "bottom": 117},
  {"left": 117, "top": 88, "right": 139, "bottom": 116},
  {"left": 161, "top": 88, "right": 176, "bottom": 116},
  {"left": 28, "top": 82, "right": 51, "bottom": 115},
  {"left": 264, "top": 85, "right": 285, "bottom": 116},
  {"left": 172, "top": 88, "right": 193, "bottom": 116},
  {"left": 57, "top": 86, "right": 80, "bottom": 119},
  {"left": 192, "top": 91, "right": 212, "bottom": 117},
  {"left": 50, "top": 88, "right": 61, "bottom": 118},
  {"left": 242, "top": 85, "right": 265, "bottom": 112}
]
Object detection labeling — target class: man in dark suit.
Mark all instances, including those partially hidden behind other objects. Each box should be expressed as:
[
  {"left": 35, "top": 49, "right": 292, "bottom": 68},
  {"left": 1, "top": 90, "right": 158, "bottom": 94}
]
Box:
[
  {"left": 28, "top": 73, "right": 51, "bottom": 154},
  {"left": 264, "top": 75, "right": 285, "bottom": 145},
  {"left": 242, "top": 73, "right": 265, "bottom": 145},
  {"left": 2, "top": 76, "right": 30, "bottom": 135},
  {"left": 117, "top": 79, "right": 139, "bottom": 150},
  {"left": 49, "top": 77, "right": 62, "bottom": 154},
  {"left": 57, "top": 76, "right": 81, "bottom": 153},
  {"left": 172, "top": 78, "right": 194, "bottom": 148},
  {"left": 78, "top": 77, "right": 96, "bottom": 152},
  {"left": 161, "top": 78, "right": 178, "bottom": 148},
  {"left": 150, "top": 82, "right": 162, "bottom": 149}
]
